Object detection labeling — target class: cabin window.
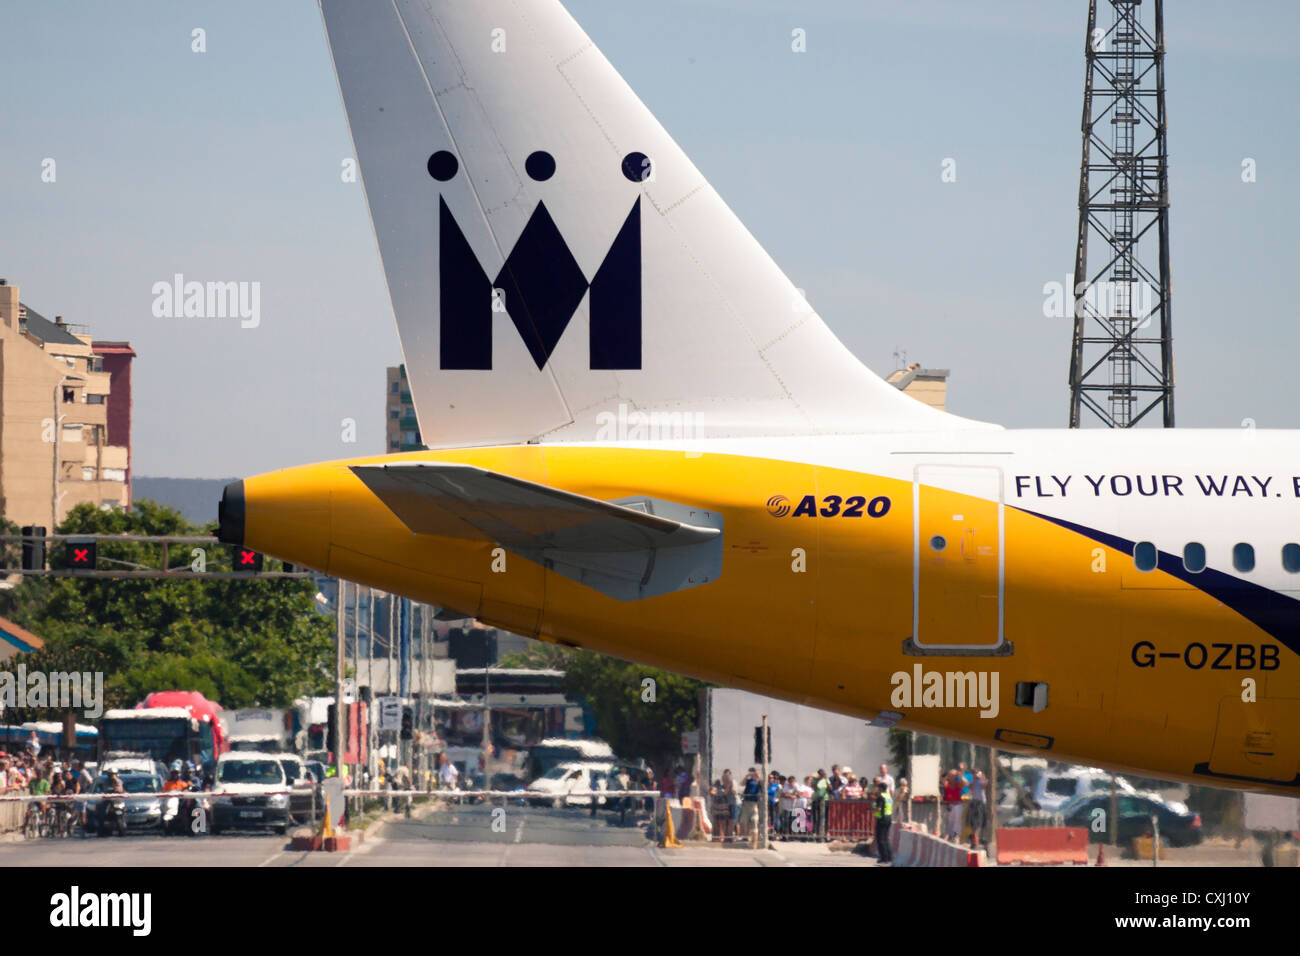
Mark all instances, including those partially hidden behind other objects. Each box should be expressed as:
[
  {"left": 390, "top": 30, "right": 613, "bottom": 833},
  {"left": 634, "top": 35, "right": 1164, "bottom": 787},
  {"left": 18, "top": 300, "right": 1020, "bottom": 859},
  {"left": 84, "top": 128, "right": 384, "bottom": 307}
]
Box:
[
  {"left": 1233, "top": 543, "right": 1255, "bottom": 573},
  {"left": 1282, "top": 543, "right": 1300, "bottom": 574},
  {"left": 928, "top": 535, "right": 946, "bottom": 552},
  {"left": 1182, "top": 542, "right": 1206, "bottom": 573},
  {"left": 1133, "top": 541, "right": 1157, "bottom": 572}
]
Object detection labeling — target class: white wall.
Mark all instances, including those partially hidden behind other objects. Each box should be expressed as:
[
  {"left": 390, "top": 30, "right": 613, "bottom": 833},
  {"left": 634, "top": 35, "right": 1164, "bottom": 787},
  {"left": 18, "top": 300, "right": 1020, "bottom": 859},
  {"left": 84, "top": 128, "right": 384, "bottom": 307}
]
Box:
[{"left": 707, "top": 688, "right": 893, "bottom": 783}]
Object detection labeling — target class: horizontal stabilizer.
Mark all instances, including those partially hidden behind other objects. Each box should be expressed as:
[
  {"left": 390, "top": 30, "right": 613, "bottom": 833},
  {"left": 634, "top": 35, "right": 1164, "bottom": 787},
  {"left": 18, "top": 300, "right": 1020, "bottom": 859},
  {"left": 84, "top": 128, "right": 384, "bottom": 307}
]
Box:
[{"left": 350, "top": 463, "right": 717, "bottom": 554}]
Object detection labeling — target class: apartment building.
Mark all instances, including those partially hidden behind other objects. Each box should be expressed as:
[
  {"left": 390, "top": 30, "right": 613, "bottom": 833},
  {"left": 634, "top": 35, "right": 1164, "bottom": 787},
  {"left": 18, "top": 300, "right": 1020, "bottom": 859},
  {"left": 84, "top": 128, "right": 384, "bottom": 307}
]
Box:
[
  {"left": 0, "top": 279, "right": 133, "bottom": 528},
  {"left": 886, "top": 363, "right": 950, "bottom": 411},
  {"left": 385, "top": 365, "right": 424, "bottom": 453}
]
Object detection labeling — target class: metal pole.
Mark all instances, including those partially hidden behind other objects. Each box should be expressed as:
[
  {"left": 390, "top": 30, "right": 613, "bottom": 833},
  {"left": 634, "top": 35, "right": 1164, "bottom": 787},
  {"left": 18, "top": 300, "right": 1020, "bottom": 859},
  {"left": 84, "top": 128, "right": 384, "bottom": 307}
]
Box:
[
  {"left": 399, "top": 597, "right": 410, "bottom": 696},
  {"left": 759, "top": 714, "right": 769, "bottom": 850},
  {"left": 368, "top": 588, "right": 376, "bottom": 787},
  {"left": 351, "top": 583, "right": 359, "bottom": 730},
  {"left": 400, "top": 598, "right": 411, "bottom": 773},
  {"left": 385, "top": 595, "right": 394, "bottom": 780},
  {"left": 1110, "top": 773, "right": 1119, "bottom": 849},
  {"left": 482, "top": 653, "right": 491, "bottom": 791},
  {"left": 988, "top": 745, "right": 998, "bottom": 863},
  {"left": 334, "top": 579, "right": 346, "bottom": 785}
]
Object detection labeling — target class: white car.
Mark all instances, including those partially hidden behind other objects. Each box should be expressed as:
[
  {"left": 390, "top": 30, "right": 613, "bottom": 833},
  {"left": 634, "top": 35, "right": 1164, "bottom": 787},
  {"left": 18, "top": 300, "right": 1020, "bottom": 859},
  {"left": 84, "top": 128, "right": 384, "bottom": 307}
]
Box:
[
  {"left": 526, "top": 761, "right": 613, "bottom": 808},
  {"left": 270, "top": 753, "right": 318, "bottom": 822},
  {"left": 210, "top": 752, "right": 292, "bottom": 834},
  {"left": 100, "top": 753, "right": 166, "bottom": 778},
  {"left": 1032, "top": 768, "right": 1136, "bottom": 813}
]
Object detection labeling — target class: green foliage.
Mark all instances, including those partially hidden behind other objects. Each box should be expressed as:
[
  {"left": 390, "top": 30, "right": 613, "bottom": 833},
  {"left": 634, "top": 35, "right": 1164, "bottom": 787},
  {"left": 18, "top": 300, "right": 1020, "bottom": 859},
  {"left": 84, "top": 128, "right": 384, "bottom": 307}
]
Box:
[
  {"left": 2, "top": 500, "right": 334, "bottom": 719},
  {"left": 888, "top": 727, "right": 910, "bottom": 776},
  {"left": 499, "top": 641, "right": 707, "bottom": 769}
]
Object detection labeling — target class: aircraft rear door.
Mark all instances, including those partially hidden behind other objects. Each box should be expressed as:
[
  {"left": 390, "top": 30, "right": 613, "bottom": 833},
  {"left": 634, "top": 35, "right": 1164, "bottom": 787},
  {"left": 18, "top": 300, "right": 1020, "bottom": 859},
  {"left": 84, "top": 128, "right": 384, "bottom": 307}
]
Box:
[{"left": 905, "top": 464, "right": 1011, "bottom": 657}]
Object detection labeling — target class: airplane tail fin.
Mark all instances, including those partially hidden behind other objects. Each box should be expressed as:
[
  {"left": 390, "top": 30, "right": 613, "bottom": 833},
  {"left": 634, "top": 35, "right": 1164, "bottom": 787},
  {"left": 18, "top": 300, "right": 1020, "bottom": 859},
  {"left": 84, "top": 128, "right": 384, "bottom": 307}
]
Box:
[{"left": 318, "top": 0, "right": 994, "bottom": 446}]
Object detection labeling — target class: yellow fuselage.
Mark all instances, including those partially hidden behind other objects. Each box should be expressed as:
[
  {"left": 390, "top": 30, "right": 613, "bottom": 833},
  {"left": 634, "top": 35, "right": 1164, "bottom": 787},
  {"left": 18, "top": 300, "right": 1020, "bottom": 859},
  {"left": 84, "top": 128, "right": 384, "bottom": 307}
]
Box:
[{"left": 234, "top": 442, "right": 1300, "bottom": 795}]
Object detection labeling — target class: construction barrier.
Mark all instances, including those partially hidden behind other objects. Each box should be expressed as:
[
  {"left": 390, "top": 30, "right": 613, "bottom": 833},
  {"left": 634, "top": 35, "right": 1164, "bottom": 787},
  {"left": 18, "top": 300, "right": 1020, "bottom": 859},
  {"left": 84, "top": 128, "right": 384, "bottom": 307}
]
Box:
[
  {"left": 679, "top": 796, "right": 711, "bottom": 840},
  {"left": 827, "top": 799, "right": 876, "bottom": 842},
  {"left": 891, "top": 823, "right": 987, "bottom": 867},
  {"left": 895, "top": 825, "right": 918, "bottom": 865},
  {"left": 655, "top": 798, "right": 698, "bottom": 843},
  {"left": 996, "top": 827, "right": 1090, "bottom": 865}
]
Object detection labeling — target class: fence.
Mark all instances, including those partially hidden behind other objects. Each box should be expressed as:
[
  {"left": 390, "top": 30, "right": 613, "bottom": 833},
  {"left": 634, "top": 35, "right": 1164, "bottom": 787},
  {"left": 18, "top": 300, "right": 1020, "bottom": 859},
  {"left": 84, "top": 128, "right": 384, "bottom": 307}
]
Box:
[
  {"left": 827, "top": 799, "right": 877, "bottom": 843},
  {"left": 685, "top": 795, "right": 889, "bottom": 845}
]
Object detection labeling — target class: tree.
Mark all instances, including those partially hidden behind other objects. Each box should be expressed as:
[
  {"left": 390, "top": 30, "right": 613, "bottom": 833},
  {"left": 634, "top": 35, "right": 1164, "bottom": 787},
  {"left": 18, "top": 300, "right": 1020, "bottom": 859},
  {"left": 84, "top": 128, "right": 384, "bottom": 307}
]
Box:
[
  {"left": 500, "top": 640, "right": 707, "bottom": 769},
  {"left": 2, "top": 500, "right": 335, "bottom": 717}
]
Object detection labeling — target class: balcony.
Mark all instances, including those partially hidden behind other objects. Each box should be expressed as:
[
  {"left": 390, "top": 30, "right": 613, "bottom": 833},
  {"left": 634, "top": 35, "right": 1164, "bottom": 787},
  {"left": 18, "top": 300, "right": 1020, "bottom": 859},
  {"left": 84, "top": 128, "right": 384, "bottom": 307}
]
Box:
[
  {"left": 101, "top": 445, "right": 128, "bottom": 470},
  {"left": 83, "top": 369, "right": 112, "bottom": 392},
  {"left": 75, "top": 402, "right": 107, "bottom": 427},
  {"left": 59, "top": 439, "right": 87, "bottom": 465}
]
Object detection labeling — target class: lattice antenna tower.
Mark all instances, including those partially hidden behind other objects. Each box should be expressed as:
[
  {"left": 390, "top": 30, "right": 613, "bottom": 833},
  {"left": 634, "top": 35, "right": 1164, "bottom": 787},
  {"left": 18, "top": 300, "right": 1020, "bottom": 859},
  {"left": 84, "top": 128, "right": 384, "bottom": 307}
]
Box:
[{"left": 1067, "top": 0, "right": 1173, "bottom": 428}]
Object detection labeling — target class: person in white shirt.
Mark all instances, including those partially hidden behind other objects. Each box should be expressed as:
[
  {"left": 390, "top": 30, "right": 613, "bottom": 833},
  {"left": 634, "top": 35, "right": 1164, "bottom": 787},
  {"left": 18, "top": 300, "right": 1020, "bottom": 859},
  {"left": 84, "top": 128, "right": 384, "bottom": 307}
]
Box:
[
  {"left": 779, "top": 775, "right": 798, "bottom": 838},
  {"left": 878, "top": 763, "right": 896, "bottom": 796},
  {"left": 438, "top": 755, "right": 459, "bottom": 790}
]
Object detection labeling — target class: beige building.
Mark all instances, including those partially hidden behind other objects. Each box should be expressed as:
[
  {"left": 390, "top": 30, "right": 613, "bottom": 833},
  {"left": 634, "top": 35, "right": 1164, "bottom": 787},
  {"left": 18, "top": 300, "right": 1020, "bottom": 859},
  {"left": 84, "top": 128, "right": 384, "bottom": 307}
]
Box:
[
  {"left": 886, "top": 363, "right": 949, "bottom": 411},
  {"left": 385, "top": 365, "right": 424, "bottom": 453},
  {"left": 0, "top": 280, "right": 131, "bottom": 528}
]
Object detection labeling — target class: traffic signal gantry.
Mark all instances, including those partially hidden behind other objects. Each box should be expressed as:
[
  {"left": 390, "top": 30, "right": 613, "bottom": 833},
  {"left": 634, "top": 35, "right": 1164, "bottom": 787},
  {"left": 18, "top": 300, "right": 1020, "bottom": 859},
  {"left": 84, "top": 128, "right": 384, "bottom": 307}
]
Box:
[{"left": 5, "top": 530, "right": 310, "bottom": 579}]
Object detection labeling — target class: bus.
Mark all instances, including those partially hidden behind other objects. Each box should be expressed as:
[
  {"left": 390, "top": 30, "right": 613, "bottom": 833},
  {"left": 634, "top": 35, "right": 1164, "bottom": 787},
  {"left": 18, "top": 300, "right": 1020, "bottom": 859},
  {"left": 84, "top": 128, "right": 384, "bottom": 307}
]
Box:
[
  {"left": 0, "top": 722, "right": 98, "bottom": 761},
  {"left": 99, "top": 692, "right": 227, "bottom": 772}
]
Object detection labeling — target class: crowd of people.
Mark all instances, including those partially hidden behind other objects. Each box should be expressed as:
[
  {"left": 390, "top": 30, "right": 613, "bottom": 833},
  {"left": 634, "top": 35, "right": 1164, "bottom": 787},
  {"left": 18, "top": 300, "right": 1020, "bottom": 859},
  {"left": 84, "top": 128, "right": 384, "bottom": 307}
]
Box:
[
  {"left": 0, "top": 732, "right": 97, "bottom": 834},
  {"left": 940, "top": 761, "right": 989, "bottom": 849},
  {"left": 0, "top": 732, "right": 94, "bottom": 800},
  {"left": 695, "top": 758, "right": 991, "bottom": 859},
  {"left": 700, "top": 763, "right": 902, "bottom": 857}
]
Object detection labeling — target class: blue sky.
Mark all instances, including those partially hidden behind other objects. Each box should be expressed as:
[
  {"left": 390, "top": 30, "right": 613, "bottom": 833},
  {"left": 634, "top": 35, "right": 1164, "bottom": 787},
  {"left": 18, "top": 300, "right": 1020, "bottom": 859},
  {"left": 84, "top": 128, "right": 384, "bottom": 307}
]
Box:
[{"left": 1, "top": 0, "right": 1296, "bottom": 478}]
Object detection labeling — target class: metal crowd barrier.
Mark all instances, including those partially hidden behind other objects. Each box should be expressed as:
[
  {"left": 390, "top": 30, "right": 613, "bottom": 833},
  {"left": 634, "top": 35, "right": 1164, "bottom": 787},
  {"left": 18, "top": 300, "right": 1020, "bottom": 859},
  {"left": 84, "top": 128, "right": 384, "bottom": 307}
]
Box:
[{"left": 695, "top": 797, "right": 887, "bottom": 844}]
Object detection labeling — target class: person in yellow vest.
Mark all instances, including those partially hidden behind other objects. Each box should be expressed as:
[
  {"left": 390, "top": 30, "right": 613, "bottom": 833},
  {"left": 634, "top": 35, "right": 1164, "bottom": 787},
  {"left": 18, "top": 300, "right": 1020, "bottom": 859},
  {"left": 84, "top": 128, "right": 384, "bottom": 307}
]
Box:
[{"left": 873, "top": 776, "right": 894, "bottom": 864}]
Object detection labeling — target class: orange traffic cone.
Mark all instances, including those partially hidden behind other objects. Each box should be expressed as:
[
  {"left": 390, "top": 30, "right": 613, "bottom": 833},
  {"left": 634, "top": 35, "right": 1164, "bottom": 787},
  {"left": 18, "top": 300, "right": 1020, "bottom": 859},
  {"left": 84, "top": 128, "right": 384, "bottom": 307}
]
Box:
[
  {"left": 320, "top": 795, "right": 336, "bottom": 840},
  {"left": 659, "top": 802, "right": 682, "bottom": 848}
]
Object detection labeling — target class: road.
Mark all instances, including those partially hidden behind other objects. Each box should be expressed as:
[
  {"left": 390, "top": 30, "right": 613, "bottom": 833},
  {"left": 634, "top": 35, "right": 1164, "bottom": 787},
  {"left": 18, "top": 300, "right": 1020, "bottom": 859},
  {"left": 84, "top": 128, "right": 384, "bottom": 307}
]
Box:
[{"left": 0, "top": 802, "right": 869, "bottom": 867}]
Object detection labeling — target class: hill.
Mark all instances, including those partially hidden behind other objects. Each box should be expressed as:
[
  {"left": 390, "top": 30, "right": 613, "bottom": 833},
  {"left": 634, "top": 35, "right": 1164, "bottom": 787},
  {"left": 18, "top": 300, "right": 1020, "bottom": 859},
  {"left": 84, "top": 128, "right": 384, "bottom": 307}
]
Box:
[{"left": 130, "top": 477, "right": 235, "bottom": 526}]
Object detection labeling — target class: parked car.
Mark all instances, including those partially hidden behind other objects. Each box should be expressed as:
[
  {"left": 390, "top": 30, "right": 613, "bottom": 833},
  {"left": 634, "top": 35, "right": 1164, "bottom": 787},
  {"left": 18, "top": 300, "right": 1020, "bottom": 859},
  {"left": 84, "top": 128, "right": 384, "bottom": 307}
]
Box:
[
  {"left": 210, "top": 753, "right": 292, "bottom": 835},
  {"left": 83, "top": 772, "right": 165, "bottom": 835},
  {"left": 1031, "top": 767, "right": 1136, "bottom": 813},
  {"left": 526, "top": 761, "right": 613, "bottom": 808},
  {"left": 1012, "top": 791, "right": 1203, "bottom": 847}
]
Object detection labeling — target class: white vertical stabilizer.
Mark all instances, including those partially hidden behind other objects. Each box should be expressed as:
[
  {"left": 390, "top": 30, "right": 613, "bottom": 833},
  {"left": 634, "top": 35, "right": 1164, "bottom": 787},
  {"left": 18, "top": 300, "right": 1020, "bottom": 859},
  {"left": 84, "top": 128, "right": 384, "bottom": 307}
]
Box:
[{"left": 318, "top": 0, "right": 996, "bottom": 446}]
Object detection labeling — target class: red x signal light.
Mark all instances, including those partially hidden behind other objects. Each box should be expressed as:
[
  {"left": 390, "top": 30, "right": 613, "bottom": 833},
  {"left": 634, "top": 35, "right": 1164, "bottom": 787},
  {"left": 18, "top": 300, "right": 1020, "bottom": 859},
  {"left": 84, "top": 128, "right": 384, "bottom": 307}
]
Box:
[
  {"left": 232, "top": 547, "right": 263, "bottom": 573},
  {"left": 64, "top": 540, "right": 97, "bottom": 569}
]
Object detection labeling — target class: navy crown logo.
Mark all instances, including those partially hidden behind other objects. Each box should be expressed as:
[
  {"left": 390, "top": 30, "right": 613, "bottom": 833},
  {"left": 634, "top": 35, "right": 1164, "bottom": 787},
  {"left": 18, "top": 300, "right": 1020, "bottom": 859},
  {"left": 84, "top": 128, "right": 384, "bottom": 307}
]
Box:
[{"left": 429, "top": 148, "right": 650, "bottom": 371}]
